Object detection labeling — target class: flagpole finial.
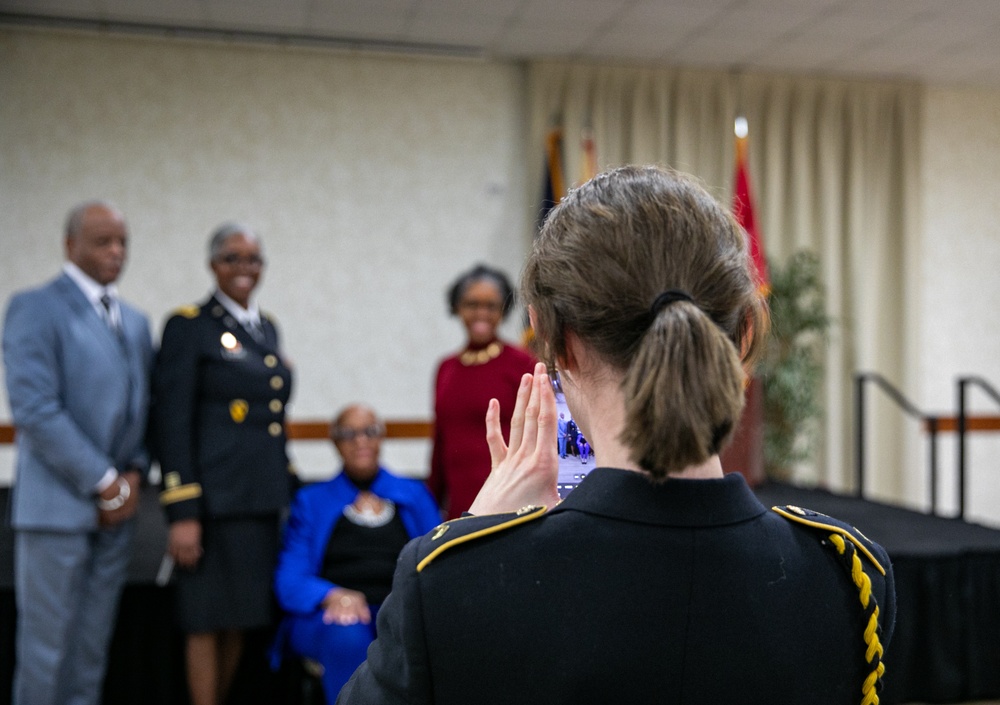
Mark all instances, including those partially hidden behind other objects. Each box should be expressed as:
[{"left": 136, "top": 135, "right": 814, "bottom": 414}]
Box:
[{"left": 734, "top": 116, "right": 749, "bottom": 139}]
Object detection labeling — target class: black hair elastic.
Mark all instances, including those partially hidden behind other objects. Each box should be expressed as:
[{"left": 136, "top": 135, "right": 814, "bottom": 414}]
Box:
[
  {"left": 709, "top": 420, "right": 732, "bottom": 454},
  {"left": 650, "top": 289, "right": 694, "bottom": 316}
]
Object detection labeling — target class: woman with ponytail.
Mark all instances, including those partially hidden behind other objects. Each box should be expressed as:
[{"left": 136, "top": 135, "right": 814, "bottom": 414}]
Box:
[{"left": 338, "top": 166, "right": 895, "bottom": 705}]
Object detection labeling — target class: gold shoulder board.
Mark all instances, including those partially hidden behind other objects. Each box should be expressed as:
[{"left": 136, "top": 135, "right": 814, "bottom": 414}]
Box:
[
  {"left": 173, "top": 304, "right": 200, "bottom": 319},
  {"left": 416, "top": 505, "right": 547, "bottom": 573},
  {"left": 771, "top": 505, "right": 885, "bottom": 576}
]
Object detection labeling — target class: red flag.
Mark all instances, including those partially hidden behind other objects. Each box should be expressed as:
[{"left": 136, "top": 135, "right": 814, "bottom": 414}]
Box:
[
  {"left": 721, "top": 124, "right": 766, "bottom": 486},
  {"left": 733, "top": 134, "right": 770, "bottom": 294}
]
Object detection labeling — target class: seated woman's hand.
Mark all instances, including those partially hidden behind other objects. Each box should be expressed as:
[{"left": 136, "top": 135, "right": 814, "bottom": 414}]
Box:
[
  {"left": 321, "top": 587, "right": 371, "bottom": 626},
  {"left": 469, "top": 362, "right": 561, "bottom": 516}
]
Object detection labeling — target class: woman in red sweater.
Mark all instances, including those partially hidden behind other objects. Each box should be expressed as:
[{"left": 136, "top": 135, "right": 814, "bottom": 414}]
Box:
[{"left": 427, "top": 265, "right": 536, "bottom": 519}]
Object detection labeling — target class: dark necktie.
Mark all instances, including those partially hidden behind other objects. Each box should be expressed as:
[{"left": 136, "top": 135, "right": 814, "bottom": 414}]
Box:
[
  {"left": 244, "top": 319, "right": 264, "bottom": 343},
  {"left": 100, "top": 293, "right": 119, "bottom": 332}
]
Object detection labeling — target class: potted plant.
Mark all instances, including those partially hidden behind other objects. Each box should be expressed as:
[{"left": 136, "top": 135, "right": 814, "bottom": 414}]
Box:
[{"left": 759, "top": 251, "right": 832, "bottom": 481}]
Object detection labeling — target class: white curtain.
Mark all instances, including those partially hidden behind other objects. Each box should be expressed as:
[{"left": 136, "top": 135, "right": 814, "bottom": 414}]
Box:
[{"left": 526, "top": 61, "right": 923, "bottom": 497}]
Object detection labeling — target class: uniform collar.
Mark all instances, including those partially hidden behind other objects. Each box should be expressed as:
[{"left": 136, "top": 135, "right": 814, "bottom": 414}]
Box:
[
  {"left": 213, "top": 288, "right": 260, "bottom": 328},
  {"left": 551, "top": 466, "right": 767, "bottom": 528}
]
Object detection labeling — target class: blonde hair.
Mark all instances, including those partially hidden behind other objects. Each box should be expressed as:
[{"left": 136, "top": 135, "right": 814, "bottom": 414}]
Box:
[{"left": 522, "top": 165, "right": 768, "bottom": 478}]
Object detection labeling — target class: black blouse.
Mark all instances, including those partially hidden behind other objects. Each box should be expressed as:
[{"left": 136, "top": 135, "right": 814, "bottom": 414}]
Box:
[{"left": 321, "top": 496, "right": 411, "bottom": 605}]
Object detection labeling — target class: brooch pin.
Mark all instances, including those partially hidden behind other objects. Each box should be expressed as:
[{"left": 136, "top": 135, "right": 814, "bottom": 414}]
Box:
[{"left": 220, "top": 332, "right": 246, "bottom": 360}]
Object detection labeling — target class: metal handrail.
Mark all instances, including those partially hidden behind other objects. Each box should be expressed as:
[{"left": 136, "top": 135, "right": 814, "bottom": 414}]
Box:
[
  {"left": 855, "top": 372, "right": 942, "bottom": 513},
  {"left": 956, "top": 376, "right": 1000, "bottom": 519}
]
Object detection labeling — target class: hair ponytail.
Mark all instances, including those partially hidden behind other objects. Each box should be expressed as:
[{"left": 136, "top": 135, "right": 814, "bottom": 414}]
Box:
[
  {"left": 621, "top": 302, "right": 746, "bottom": 478},
  {"left": 523, "top": 165, "right": 767, "bottom": 477}
]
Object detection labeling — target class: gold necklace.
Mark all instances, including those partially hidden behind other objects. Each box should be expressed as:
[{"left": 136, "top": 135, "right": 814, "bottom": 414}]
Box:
[{"left": 460, "top": 341, "right": 503, "bottom": 366}]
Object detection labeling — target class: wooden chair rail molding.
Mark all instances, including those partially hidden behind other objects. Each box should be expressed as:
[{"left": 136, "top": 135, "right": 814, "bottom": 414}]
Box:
[
  {"left": 0, "top": 420, "right": 434, "bottom": 445},
  {"left": 3, "top": 418, "right": 1000, "bottom": 444},
  {"left": 288, "top": 419, "right": 433, "bottom": 440},
  {"left": 922, "top": 416, "right": 1000, "bottom": 433}
]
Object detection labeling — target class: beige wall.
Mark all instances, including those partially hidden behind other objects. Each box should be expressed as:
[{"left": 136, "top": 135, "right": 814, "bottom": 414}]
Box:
[
  {"left": 0, "top": 28, "right": 529, "bottom": 480},
  {"left": 2, "top": 29, "right": 1000, "bottom": 522},
  {"left": 908, "top": 86, "right": 1000, "bottom": 523}
]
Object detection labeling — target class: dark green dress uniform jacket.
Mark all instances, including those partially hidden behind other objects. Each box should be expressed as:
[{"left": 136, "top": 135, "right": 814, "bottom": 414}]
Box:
[
  {"left": 153, "top": 296, "right": 293, "bottom": 521},
  {"left": 338, "top": 467, "right": 896, "bottom": 705}
]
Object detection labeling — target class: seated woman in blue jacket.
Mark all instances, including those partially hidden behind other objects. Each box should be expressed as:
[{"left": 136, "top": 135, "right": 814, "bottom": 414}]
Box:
[{"left": 273, "top": 404, "right": 441, "bottom": 703}]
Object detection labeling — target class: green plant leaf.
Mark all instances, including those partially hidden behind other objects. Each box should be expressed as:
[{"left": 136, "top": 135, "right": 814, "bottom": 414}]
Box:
[{"left": 758, "top": 250, "right": 832, "bottom": 480}]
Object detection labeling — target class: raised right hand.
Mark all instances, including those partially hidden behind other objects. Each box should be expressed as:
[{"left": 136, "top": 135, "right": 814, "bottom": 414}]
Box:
[{"left": 469, "top": 362, "right": 561, "bottom": 516}]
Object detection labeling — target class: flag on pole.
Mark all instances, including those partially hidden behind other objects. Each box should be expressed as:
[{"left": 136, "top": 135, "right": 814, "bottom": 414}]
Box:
[
  {"left": 526, "top": 126, "right": 567, "bottom": 347},
  {"left": 722, "top": 118, "right": 766, "bottom": 486},
  {"left": 732, "top": 130, "right": 770, "bottom": 294},
  {"left": 580, "top": 128, "right": 598, "bottom": 184},
  {"left": 539, "top": 126, "right": 566, "bottom": 226}
]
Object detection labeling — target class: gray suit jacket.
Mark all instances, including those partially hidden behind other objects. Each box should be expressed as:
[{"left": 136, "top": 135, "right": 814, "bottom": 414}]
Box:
[{"left": 3, "top": 272, "right": 153, "bottom": 531}]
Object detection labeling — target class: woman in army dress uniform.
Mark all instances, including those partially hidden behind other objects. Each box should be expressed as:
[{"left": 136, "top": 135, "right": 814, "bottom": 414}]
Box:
[
  {"left": 154, "top": 223, "right": 293, "bottom": 705},
  {"left": 338, "top": 166, "right": 896, "bottom": 704}
]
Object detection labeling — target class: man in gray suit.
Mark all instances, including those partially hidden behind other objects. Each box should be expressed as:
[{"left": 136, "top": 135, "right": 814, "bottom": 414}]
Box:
[{"left": 2, "top": 200, "right": 154, "bottom": 705}]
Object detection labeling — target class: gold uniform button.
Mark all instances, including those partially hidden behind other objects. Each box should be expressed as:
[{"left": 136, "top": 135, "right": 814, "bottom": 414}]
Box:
[
  {"left": 264, "top": 354, "right": 278, "bottom": 368},
  {"left": 269, "top": 399, "right": 283, "bottom": 413},
  {"left": 270, "top": 376, "right": 284, "bottom": 390},
  {"left": 268, "top": 422, "right": 282, "bottom": 437}
]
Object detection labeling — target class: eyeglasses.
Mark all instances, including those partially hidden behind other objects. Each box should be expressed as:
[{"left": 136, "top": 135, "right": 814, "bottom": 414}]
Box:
[
  {"left": 331, "top": 424, "right": 385, "bottom": 442},
  {"left": 458, "top": 299, "right": 503, "bottom": 314},
  {"left": 216, "top": 253, "right": 265, "bottom": 268}
]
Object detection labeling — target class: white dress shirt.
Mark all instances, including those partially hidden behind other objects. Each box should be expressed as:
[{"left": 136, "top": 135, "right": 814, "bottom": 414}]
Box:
[
  {"left": 213, "top": 289, "right": 262, "bottom": 338},
  {"left": 63, "top": 261, "right": 121, "bottom": 331}
]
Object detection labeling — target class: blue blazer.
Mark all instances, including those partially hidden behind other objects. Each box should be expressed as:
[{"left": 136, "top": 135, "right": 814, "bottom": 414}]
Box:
[
  {"left": 274, "top": 468, "right": 441, "bottom": 615},
  {"left": 2, "top": 273, "right": 153, "bottom": 531}
]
